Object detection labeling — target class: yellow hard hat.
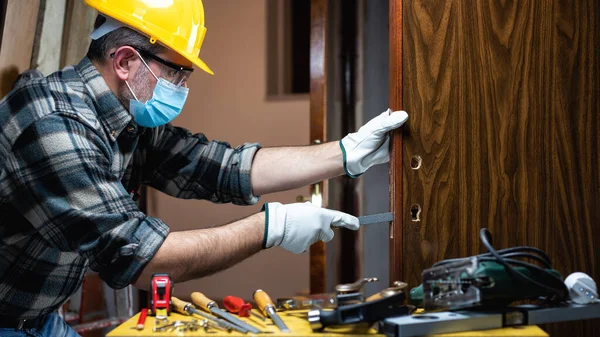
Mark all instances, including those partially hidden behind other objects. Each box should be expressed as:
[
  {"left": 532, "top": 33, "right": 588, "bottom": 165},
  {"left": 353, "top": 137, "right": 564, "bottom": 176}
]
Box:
[{"left": 84, "top": 0, "right": 213, "bottom": 75}]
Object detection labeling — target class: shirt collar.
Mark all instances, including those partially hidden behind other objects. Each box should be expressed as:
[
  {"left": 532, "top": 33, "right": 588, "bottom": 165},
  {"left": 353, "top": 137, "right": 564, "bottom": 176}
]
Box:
[{"left": 74, "top": 57, "right": 133, "bottom": 142}]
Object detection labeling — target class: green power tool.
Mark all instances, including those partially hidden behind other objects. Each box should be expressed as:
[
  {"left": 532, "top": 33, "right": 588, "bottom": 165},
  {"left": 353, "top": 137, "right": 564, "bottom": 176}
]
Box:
[{"left": 409, "top": 229, "right": 569, "bottom": 311}]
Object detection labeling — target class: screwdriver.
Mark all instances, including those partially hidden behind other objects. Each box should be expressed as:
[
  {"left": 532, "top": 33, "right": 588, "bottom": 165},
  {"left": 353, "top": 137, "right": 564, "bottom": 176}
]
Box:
[
  {"left": 192, "top": 292, "right": 262, "bottom": 334},
  {"left": 171, "top": 296, "right": 245, "bottom": 333},
  {"left": 224, "top": 296, "right": 266, "bottom": 320},
  {"left": 253, "top": 289, "right": 290, "bottom": 332}
]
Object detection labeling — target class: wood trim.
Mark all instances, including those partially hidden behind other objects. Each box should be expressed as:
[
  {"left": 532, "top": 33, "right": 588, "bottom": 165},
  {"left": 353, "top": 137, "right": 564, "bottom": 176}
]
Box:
[
  {"left": 0, "top": 0, "right": 40, "bottom": 97},
  {"left": 388, "top": 0, "right": 403, "bottom": 286},
  {"left": 309, "top": 0, "right": 328, "bottom": 294},
  {"left": 60, "top": 0, "right": 96, "bottom": 68}
]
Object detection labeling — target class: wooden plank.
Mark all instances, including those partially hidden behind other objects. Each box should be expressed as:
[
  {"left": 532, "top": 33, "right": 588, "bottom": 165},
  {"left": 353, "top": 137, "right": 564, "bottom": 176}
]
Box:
[
  {"left": 400, "top": 0, "right": 600, "bottom": 335},
  {"left": 388, "top": 0, "right": 403, "bottom": 287},
  {"left": 32, "top": 0, "right": 66, "bottom": 74},
  {"left": 60, "top": 0, "right": 96, "bottom": 68},
  {"left": 0, "top": 0, "right": 40, "bottom": 97},
  {"left": 309, "top": 0, "right": 328, "bottom": 294}
]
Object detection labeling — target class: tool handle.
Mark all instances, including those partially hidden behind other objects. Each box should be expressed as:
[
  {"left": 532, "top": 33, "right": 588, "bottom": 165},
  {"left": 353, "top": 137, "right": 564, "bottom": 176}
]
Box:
[
  {"left": 191, "top": 292, "right": 216, "bottom": 311},
  {"left": 253, "top": 289, "right": 274, "bottom": 316},
  {"left": 171, "top": 296, "right": 190, "bottom": 314},
  {"left": 366, "top": 293, "right": 383, "bottom": 302},
  {"left": 223, "top": 296, "right": 252, "bottom": 317}
]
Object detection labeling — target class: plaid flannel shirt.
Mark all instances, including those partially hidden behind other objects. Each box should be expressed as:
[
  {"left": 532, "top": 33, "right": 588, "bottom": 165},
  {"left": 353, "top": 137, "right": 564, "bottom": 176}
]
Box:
[{"left": 0, "top": 57, "right": 260, "bottom": 319}]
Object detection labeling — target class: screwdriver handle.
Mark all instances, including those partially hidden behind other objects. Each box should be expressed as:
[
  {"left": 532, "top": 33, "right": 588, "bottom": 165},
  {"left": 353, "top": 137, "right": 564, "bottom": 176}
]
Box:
[
  {"left": 171, "top": 297, "right": 190, "bottom": 314},
  {"left": 191, "top": 292, "right": 216, "bottom": 311},
  {"left": 223, "top": 296, "right": 252, "bottom": 317},
  {"left": 253, "top": 289, "right": 274, "bottom": 316}
]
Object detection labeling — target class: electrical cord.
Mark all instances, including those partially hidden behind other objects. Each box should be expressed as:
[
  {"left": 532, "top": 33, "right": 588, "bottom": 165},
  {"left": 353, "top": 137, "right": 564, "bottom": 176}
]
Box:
[
  {"left": 478, "top": 228, "right": 568, "bottom": 301},
  {"left": 430, "top": 228, "right": 568, "bottom": 302}
]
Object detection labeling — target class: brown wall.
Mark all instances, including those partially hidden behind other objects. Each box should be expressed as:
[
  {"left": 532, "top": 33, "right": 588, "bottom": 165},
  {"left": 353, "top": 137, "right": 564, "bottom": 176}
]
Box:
[{"left": 147, "top": 0, "right": 311, "bottom": 301}]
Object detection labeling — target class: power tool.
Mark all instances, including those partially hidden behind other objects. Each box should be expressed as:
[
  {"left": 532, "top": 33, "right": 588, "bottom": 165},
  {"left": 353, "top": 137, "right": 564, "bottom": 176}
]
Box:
[
  {"left": 409, "top": 228, "right": 568, "bottom": 311},
  {"left": 150, "top": 273, "right": 173, "bottom": 319}
]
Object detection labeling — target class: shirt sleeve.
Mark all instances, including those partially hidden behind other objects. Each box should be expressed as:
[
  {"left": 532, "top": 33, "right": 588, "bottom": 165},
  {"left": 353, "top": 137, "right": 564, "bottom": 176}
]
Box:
[
  {"left": 6, "top": 114, "right": 169, "bottom": 289},
  {"left": 139, "top": 124, "right": 261, "bottom": 205}
]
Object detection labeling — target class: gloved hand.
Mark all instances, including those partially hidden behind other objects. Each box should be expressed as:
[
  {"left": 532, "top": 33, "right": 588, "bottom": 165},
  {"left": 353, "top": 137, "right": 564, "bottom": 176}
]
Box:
[
  {"left": 263, "top": 202, "right": 360, "bottom": 254},
  {"left": 340, "top": 108, "right": 408, "bottom": 177}
]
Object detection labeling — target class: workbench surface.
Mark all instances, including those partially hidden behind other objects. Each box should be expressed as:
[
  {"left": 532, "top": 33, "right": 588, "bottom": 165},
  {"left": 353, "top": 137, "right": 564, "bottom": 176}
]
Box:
[{"left": 107, "top": 311, "right": 548, "bottom": 337}]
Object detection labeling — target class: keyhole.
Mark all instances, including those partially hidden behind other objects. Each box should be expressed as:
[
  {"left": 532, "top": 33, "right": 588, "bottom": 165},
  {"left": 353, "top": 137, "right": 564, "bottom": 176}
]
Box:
[
  {"left": 410, "top": 155, "right": 422, "bottom": 170},
  {"left": 411, "top": 204, "right": 421, "bottom": 221}
]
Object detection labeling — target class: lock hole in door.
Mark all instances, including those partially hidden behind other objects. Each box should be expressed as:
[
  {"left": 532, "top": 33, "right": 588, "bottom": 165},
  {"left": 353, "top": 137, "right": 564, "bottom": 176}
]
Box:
[{"left": 410, "top": 204, "right": 421, "bottom": 222}]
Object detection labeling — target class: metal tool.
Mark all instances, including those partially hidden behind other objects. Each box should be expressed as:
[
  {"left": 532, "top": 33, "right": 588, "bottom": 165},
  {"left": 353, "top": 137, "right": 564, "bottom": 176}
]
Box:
[
  {"left": 366, "top": 282, "right": 408, "bottom": 302},
  {"left": 254, "top": 289, "right": 290, "bottom": 332},
  {"left": 277, "top": 278, "right": 380, "bottom": 311},
  {"left": 153, "top": 319, "right": 208, "bottom": 333},
  {"left": 172, "top": 296, "right": 242, "bottom": 333},
  {"left": 380, "top": 302, "right": 600, "bottom": 337},
  {"left": 192, "top": 292, "right": 262, "bottom": 334},
  {"left": 358, "top": 212, "right": 393, "bottom": 225},
  {"left": 150, "top": 274, "right": 172, "bottom": 319},
  {"left": 307, "top": 291, "right": 413, "bottom": 331}
]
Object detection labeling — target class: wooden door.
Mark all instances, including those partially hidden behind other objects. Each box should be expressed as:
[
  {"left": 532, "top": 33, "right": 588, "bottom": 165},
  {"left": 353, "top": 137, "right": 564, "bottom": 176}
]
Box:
[{"left": 390, "top": 0, "right": 600, "bottom": 335}]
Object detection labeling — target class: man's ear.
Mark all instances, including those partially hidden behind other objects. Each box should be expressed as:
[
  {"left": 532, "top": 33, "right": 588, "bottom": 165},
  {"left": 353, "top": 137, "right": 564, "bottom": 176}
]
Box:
[{"left": 112, "top": 46, "right": 139, "bottom": 81}]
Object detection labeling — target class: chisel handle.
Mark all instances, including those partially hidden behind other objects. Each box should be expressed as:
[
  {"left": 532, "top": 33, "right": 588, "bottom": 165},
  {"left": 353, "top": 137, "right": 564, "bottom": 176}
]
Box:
[
  {"left": 191, "top": 292, "right": 216, "bottom": 311},
  {"left": 253, "top": 289, "right": 274, "bottom": 316},
  {"left": 171, "top": 297, "right": 190, "bottom": 314}
]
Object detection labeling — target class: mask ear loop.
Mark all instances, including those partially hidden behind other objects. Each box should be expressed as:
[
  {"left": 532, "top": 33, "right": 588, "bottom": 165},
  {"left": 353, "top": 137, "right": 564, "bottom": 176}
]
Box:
[
  {"left": 125, "top": 49, "right": 161, "bottom": 102},
  {"left": 125, "top": 80, "right": 140, "bottom": 101},
  {"left": 134, "top": 50, "right": 159, "bottom": 81}
]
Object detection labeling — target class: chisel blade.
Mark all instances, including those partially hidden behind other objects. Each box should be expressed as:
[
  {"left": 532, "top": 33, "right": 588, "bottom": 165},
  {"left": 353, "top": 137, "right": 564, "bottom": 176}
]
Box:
[
  {"left": 211, "top": 307, "right": 262, "bottom": 334},
  {"left": 358, "top": 212, "right": 394, "bottom": 225},
  {"left": 269, "top": 311, "right": 290, "bottom": 333}
]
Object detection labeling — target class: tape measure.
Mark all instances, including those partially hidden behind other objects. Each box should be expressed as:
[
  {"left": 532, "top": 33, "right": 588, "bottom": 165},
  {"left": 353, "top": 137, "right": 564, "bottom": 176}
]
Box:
[{"left": 150, "top": 273, "right": 173, "bottom": 319}]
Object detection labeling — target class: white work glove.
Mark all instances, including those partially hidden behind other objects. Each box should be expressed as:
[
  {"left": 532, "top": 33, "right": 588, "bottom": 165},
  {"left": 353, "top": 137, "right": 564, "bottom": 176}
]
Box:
[
  {"left": 340, "top": 108, "right": 408, "bottom": 177},
  {"left": 263, "top": 202, "right": 360, "bottom": 254}
]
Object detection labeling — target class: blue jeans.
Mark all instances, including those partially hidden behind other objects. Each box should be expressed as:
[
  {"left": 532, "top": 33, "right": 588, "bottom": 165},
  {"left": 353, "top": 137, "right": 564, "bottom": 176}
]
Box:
[{"left": 0, "top": 313, "right": 80, "bottom": 337}]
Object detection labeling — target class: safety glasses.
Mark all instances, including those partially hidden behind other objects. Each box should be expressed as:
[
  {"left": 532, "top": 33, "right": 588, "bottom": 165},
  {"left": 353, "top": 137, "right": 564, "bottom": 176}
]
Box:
[
  {"left": 134, "top": 48, "right": 193, "bottom": 87},
  {"left": 111, "top": 47, "right": 194, "bottom": 87}
]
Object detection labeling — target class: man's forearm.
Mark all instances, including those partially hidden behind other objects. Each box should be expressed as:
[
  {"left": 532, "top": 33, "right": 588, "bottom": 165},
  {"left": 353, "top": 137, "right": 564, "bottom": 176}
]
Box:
[
  {"left": 251, "top": 141, "right": 345, "bottom": 196},
  {"left": 133, "top": 212, "right": 265, "bottom": 289}
]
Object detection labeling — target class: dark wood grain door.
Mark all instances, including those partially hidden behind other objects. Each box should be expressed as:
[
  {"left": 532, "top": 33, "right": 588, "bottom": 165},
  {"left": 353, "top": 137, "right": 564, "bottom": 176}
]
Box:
[{"left": 390, "top": 0, "right": 600, "bottom": 335}]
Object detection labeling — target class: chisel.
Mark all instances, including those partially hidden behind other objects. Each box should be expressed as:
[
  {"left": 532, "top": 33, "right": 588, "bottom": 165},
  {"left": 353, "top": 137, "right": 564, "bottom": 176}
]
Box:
[
  {"left": 171, "top": 297, "right": 244, "bottom": 333},
  {"left": 254, "top": 289, "right": 290, "bottom": 332},
  {"left": 191, "top": 292, "right": 262, "bottom": 334},
  {"left": 358, "top": 212, "right": 394, "bottom": 225}
]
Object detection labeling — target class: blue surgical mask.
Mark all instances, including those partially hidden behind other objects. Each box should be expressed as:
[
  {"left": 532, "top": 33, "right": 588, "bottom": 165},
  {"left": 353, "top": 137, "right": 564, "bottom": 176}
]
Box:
[{"left": 126, "top": 53, "right": 189, "bottom": 128}]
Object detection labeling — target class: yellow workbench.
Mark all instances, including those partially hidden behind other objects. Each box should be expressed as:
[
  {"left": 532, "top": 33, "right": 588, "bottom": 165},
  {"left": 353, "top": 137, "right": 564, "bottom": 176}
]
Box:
[{"left": 107, "top": 311, "right": 548, "bottom": 337}]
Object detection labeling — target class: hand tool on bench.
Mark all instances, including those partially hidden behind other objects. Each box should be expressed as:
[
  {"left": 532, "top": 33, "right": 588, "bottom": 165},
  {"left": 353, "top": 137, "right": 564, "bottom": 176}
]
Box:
[
  {"left": 366, "top": 282, "right": 408, "bottom": 302},
  {"left": 307, "top": 291, "right": 414, "bottom": 331},
  {"left": 192, "top": 292, "right": 262, "bottom": 334},
  {"left": 224, "top": 296, "right": 267, "bottom": 326},
  {"left": 277, "top": 277, "right": 379, "bottom": 310},
  {"left": 150, "top": 274, "right": 173, "bottom": 319},
  {"left": 135, "top": 309, "right": 148, "bottom": 330},
  {"left": 254, "top": 289, "right": 290, "bottom": 332},
  {"left": 172, "top": 296, "right": 243, "bottom": 333}
]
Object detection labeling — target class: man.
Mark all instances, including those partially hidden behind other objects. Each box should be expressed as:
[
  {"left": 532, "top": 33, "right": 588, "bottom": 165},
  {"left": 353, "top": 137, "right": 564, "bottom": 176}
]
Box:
[{"left": 0, "top": 0, "right": 408, "bottom": 336}]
